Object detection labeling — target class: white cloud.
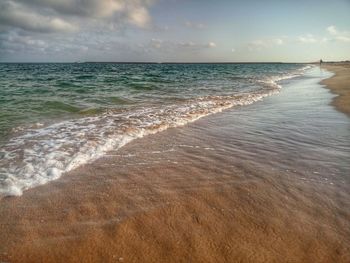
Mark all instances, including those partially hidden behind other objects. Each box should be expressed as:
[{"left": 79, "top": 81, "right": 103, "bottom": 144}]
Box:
[
  {"left": 298, "top": 34, "right": 317, "bottom": 43},
  {"left": 296, "top": 26, "right": 350, "bottom": 44},
  {"left": 248, "top": 26, "right": 350, "bottom": 49},
  {"left": 335, "top": 35, "right": 350, "bottom": 42},
  {"left": 326, "top": 25, "right": 350, "bottom": 42},
  {"left": 246, "top": 26, "right": 350, "bottom": 50},
  {"left": 326, "top": 25, "right": 337, "bottom": 35},
  {"left": 208, "top": 42, "right": 216, "bottom": 48}
]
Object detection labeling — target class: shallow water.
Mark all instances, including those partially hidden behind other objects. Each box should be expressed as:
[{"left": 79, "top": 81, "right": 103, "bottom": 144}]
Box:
[
  {"left": 0, "top": 63, "right": 310, "bottom": 196},
  {"left": 105, "top": 66, "right": 349, "bottom": 192},
  {"left": 181, "top": 67, "right": 350, "bottom": 183}
]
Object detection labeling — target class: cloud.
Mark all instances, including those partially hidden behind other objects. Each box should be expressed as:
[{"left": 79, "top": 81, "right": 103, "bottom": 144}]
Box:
[
  {"left": 274, "top": 38, "right": 284, "bottom": 45},
  {"left": 326, "top": 25, "right": 350, "bottom": 42},
  {"left": 296, "top": 26, "right": 350, "bottom": 44},
  {"left": 247, "top": 38, "right": 284, "bottom": 50},
  {"left": 0, "top": 1, "right": 77, "bottom": 33},
  {"left": 326, "top": 25, "right": 337, "bottom": 35},
  {"left": 147, "top": 39, "right": 217, "bottom": 52},
  {"left": 184, "top": 21, "right": 206, "bottom": 29},
  {"left": 15, "top": 0, "right": 153, "bottom": 19},
  {"left": 0, "top": 30, "right": 94, "bottom": 57},
  {"left": 297, "top": 34, "right": 317, "bottom": 43},
  {"left": 150, "top": 38, "right": 163, "bottom": 49},
  {"left": 0, "top": 31, "right": 47, "bottom": 54},
  {"left": 335, "top": 36, "right": 350, "bottom": 42},
  {"left": 127, "top": 6, "right": 151, "bottom": 28},
  {"left": 246, "top": 26, "right": 350, "bottom": 50},
  {"left": 208, "top": 42, "right": 216, "bottom": 48},
  {"left": 0, "top": 0, "right": 154, "bottom": 34},
  {"left": 248, "top": 40, "right": 266, "bottom": 50}
]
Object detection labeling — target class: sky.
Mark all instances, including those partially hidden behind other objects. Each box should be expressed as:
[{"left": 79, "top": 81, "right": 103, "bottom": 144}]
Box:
[{"left": 0, "top": 0, "right": 349, "bottom": 62}]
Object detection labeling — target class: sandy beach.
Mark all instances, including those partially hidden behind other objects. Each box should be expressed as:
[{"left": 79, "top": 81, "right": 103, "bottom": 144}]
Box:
[
  {"left": 0, "top": 66, "right": 349, "bottom": 263},
  {"left": 321, "top": 62, "right": 350, "bottom": 116},
  {"left": 1, "top": 0, "right": 349, "bottom": 261}
]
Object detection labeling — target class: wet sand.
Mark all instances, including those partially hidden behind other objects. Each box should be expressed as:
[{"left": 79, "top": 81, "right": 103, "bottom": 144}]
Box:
[
  {"left": 1, "top": 68, "right": 350, "bottom": 263},
  {"left": 321, "top": 62, "right": 350, "bottom": 116}
]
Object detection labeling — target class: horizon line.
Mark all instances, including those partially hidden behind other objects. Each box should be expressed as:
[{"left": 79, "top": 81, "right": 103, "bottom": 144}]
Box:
[
  {"left": 0, "top": 60, "right": 348, "bottom": 64},
  {"left": 0, "top": 61, "right": 312, "bottom": 64}
]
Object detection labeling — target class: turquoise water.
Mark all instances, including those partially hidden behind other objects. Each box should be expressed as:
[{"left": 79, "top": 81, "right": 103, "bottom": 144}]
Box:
[{"left": 0, "top": 63, "right": 310, "bottom": 196}]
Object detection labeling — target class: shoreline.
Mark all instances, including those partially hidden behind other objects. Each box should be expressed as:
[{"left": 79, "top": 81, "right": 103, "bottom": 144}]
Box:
[
  {"left": 0, "top": 67, "right": 349, "bottom": 263},
  {"left": 321, "top": 62, "right": 350, "bottom": 117}
]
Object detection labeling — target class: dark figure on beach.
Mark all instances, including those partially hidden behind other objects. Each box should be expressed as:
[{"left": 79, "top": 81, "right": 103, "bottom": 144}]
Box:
[{"left": 320, "top": 59, "right": 323, "bottom": 65}]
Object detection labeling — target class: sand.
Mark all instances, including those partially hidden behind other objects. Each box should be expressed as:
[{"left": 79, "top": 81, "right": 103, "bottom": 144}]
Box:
[
  {"left": 321, "top": 62, "right": 350, "bottom": 116},
  {"left": 1, "top": 133, "right": 349, "bottom": 263},
  {"left": 0, "top": 67, "right": 349, "bottom": 263}
]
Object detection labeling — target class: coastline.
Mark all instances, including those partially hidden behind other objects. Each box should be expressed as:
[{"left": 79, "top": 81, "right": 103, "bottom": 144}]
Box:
[
  {"left": 321, "top": 62, "right": 350, "bottom": 117},
  {"left": 0, "top": 67, "right": 349, "bottom": 263}
]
